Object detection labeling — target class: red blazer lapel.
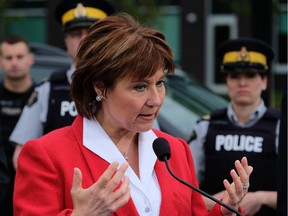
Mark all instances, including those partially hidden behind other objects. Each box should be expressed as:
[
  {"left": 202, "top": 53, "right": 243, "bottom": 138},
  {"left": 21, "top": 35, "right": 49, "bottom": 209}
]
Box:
[
  {"left": 155, "top": 160, "right": 179, "bottom": 215},
  {"left": 72, "top": 116, "right": 110, "bottom": 182},
  {"left": 72, "top": 115, "right": 139, "bottom": 215}
]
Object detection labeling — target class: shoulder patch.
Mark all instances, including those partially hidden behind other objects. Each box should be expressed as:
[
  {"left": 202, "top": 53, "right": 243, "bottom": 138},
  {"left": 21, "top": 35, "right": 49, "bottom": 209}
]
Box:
[
  {"left": 27, "top": 91, "right": 38, "bottom": 107},
  {"left": 196, "top": 114, "right": 211, "bottom": 123},
  {"left": 202, "top": 115, "right": 210, "bottom": 120},
  {"left": 187, "top": 130, "right": 197, "bottom": 143}
]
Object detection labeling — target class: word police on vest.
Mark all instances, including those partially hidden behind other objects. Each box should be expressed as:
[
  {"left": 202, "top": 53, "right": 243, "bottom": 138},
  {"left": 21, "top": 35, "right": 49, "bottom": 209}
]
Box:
[
  {"left": 215, "top": 135, "right": 263, "bottom": 152},
  {"left": 60, "top": 101, "right": 77, "bottom": 116}
]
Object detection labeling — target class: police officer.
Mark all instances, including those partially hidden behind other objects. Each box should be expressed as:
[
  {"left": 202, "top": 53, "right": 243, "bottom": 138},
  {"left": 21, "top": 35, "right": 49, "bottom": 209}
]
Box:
[
  {"left": 9, "top": 0, "right": 115, "bottom": 169},
  {"left": 0, "top": 35, "right": 36, "bottom": 216},
  {"left": 189, "top": 37, "right": 279, "bottom": 216}
]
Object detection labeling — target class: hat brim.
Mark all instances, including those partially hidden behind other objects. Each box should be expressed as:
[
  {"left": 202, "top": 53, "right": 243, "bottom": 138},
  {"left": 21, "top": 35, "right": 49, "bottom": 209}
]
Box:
[
  {"left": 221, "top": 62, "right": 267, "bottom": 73},
  {"left": 63, "top": 18, "right": 98, "bottom": 32}
]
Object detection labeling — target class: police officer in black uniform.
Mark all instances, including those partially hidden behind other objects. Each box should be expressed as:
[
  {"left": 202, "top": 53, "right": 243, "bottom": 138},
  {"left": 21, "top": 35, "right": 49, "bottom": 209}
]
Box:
[
  {"left": 0, "top": 146, "right": 9, "bottom": 203},
  {"left": 9, "top": 0, "right": 116, "bottom": 169},
  {"left": 189, "top": 37, "right": 280, "bottom": 216},
  {"left": 0, "top": 35, "right": 36, "bottom": 216}
]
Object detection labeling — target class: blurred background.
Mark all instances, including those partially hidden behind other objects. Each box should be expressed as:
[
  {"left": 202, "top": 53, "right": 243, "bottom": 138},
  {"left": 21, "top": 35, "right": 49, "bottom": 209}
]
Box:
[{"left": 0, "top": 0, "right": 286, "bottom": 107}]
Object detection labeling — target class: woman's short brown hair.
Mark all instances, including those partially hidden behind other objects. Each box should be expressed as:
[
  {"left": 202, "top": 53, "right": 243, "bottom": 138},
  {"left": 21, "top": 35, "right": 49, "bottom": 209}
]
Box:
[{"left": 71, "top": 12, "right": 174, "bottom": 119}]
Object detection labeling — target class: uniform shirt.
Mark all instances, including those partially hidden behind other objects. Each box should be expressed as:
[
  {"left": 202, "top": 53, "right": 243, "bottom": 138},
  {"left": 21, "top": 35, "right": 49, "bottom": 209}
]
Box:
[
  {"left": 189, "top": 100, "right": 280, "bottom": 183},
  {"left": 9, "top": 66, "right": 74, "bottom": 145}
]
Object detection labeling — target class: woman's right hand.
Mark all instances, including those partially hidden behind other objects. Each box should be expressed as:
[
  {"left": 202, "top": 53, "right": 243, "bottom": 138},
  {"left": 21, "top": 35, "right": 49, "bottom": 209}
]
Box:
[
  {"left": 71, "top": 162, "right": 130, "bottom": 216},
  {"left": 220, "top": 156, "right": 253, "bottom": 216}
]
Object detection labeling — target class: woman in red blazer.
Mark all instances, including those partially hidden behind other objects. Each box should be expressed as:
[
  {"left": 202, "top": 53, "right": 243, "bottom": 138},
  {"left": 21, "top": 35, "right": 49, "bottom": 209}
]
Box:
[{"left": 14, "top": 12, "right": 252, "bottom": 216}]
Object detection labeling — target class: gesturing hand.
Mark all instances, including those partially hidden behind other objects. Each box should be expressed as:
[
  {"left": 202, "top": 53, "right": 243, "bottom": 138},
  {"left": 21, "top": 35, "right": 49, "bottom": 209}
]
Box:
[
  {"left": 221, "top": 157, "right": 253, "bottom": 216},
  {"left": 71, "top": 162, "right": 130, "bottom": 216}
]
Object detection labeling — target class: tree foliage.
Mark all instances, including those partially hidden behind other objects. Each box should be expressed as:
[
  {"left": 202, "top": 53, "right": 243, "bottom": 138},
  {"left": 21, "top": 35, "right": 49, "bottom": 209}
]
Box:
[
  {"left": 0, "top": 0, "right": 173, "bottom": 39},
  {"left": 0, "top": 0, "right": 20, "bottom": 39},
  {"left": 109, "top": 0, "right": 173, "bottom": 26}
]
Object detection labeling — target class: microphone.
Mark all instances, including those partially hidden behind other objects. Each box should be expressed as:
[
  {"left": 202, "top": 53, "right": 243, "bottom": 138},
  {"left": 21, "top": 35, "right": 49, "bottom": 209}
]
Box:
[{"left": 152, "top": 137, "right": 242, "bottom": 216}]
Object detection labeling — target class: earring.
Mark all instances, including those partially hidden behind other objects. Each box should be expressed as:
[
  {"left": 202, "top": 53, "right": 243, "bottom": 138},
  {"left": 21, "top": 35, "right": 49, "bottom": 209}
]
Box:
[{"left": 96, "top": 95, "right": 102, "bottom": 102}]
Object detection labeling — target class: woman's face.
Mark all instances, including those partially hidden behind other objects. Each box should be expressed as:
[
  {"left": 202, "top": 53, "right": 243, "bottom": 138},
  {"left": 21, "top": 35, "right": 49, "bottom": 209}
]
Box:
[
  {"left": 96, "top": 68, "right": 166, "bottom": 134},
  {"left": 226, "top": 72, "right": 267, "bottom": 107}
]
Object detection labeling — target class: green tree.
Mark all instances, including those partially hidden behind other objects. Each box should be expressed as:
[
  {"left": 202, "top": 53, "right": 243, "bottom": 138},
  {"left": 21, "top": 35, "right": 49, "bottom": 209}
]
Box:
[
  {"left": 0, "top": 0, "right": 19, "bottom": 39},
  {"left": 110, "top": 0, "right": 173, "bottom": 26}
]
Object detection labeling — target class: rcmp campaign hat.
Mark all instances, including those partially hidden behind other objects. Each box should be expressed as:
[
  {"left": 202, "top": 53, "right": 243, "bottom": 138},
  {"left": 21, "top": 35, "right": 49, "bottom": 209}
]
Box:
[
  {"left": 55, "top": 0, "right": 115, "bottom": 32},
  {"left": 217, "top": 37, "right": 274, "bottom": 73}
]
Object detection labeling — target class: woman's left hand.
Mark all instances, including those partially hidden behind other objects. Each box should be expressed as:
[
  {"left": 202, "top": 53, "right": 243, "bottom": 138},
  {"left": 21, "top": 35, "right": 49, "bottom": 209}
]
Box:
[{"left": 221, "top": 156, "right": 253, "bottom": 216}]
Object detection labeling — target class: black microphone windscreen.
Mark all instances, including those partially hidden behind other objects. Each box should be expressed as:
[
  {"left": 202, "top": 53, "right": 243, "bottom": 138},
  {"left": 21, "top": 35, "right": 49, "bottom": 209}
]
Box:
[{"left": 152, "top": 137, "right": 171, "bottom": 161}]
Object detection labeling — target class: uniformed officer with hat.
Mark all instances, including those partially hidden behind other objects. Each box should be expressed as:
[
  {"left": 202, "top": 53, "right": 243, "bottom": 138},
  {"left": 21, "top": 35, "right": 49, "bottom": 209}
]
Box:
[
  {"left": 10, "top": 0, "right": 116, "bottom": 168},
  {"left": 218, "top": 37, "right": 274, "bottom": 73},
  {"left": 55, "top": 0, "right": 115, "bottom": 32},
  {"left": 189, "top": 37, "right": 280, "bottom": 216}
]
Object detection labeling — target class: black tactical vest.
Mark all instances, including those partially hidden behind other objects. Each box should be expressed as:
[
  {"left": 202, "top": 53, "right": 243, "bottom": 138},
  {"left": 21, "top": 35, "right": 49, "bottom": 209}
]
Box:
[
  {"left": 43, "top": 70, "right": 77, "bottom": 134},
  {"left": 202, "top": 108, "right": 280, "bottom": 216},
  {"left": 0, "top": 82, "right": 35, "bottom": 154}
]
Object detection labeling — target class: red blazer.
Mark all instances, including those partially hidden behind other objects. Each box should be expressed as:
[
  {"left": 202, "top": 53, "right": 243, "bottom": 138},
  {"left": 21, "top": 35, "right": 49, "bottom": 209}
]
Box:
[{"left": 13, "top": 115, "right": 229, "bottom": 216}]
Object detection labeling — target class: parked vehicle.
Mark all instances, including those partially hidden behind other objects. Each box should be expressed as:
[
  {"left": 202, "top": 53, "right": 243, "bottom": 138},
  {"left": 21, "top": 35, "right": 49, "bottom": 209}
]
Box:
[
  {"left": 0, "top": 43, "right": 228, "bottom": 141},
  {"left": 160, "top": 68, "right": 228, "bottom": 140},
  {"left": 29, "top": 43, "right": 72, "bottom": 82}
]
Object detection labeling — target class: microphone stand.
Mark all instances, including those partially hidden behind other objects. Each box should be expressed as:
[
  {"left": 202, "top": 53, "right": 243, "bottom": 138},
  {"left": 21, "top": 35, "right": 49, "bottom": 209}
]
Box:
[{"left": 163, "top": 156, "right": 242, "bottom": 216}]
